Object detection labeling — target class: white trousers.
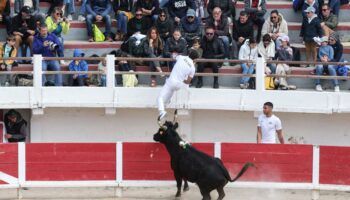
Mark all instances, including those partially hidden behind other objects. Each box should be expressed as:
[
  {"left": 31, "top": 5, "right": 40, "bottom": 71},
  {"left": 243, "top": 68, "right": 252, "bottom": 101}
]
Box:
[{"left": 157, "top": 79, "right": 186, "bottom": 114}]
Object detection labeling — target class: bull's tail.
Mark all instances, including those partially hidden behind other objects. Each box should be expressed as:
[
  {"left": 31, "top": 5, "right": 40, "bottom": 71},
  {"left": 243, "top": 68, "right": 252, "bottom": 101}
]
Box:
[{"left": 229, "top": 162, "right": 255, "bottom": 182}]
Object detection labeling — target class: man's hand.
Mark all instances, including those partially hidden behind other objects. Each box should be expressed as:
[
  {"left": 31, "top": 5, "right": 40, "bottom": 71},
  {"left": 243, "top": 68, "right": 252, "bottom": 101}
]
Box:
[
  {"left": 27, "top": 30, "right": 35, "bottom": 35},
  {"left": 96, "top": 15, "right": 103, "bottom": 21},
  {"left": 149, "top": 39, "right": 154, "bottom": 47},
  {"left": 13, "top": 31, "right": 23, "bottom": 37},
  {"left": 175, "top": 17, "right": 180, "bottom": 23},
  {"left": 44, "top": 41, "right": 49, "bottom": 47},
  {"left": 320, "top": 22, "right": 325, "bottom": 27},
  {"left": 5, "top": 134, "right": 12, "bottom": 139}
]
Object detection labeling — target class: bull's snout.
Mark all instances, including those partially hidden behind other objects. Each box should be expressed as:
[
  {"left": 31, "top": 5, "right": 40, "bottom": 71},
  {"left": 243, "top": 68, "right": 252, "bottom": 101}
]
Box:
[{"left": 153, "top": 133, "right": 160, "bottom": 142}]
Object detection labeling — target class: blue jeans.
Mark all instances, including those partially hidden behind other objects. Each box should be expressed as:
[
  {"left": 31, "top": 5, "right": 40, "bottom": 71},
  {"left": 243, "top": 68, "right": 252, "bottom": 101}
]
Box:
[
  {"left": 219, "top": 36, "right": 230, "bottom": 59},
  {"left": 79, "top": 0, "right": 87, "bottom": 15},
  {"left": 330, "top": 0, "right": 340, "bottom": 16},
  {"left": 64, "top": 0, "right": 75, "bottom": 14},
  {"left": 116, "top": 12, "right": 128, "bottom": 34},
  {"left": 86, "top": 14, "right": 111, "bottom": 37},
  {"left": 315, "top": 64, "right": 338, "bottom": 86},
  {"left": 42, "top": 60, "right": 63, "bottom": 86},
  {"left": 267, "top": 63, "right": 276, "bottom": 74},
  {"left": 100, "top": 75, "right": 106, "bottom": 87},
  {"left": 240, "top": 63, "right": 255, "bottom": 84},
  {"left": 159, "top": 0, "right": 169, "bottom": 8}
]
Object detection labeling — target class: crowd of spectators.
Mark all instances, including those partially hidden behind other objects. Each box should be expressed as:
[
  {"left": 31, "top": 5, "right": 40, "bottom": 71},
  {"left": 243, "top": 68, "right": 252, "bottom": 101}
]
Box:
[{"left": 0, "top": 0, "right": 348, "bottom": 91}]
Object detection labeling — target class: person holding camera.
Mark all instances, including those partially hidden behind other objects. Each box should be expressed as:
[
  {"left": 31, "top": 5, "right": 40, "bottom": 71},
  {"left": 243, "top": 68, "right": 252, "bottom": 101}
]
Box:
[{"left": 33, "top": 24, "right": 63, "bottom": 86}]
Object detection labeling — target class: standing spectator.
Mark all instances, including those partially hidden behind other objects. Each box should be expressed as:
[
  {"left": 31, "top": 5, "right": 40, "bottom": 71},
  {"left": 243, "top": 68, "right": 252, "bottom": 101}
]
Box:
[
  {"left": 238, "top": 38, "right": 258, "bottom": 89},
  {"left": 244, "top": 0, "right": 266, "bottom": 42},
  {"left": 261, "top": 10, "right": 289, "bottom": 49},
  {"left": 0, "top": 35, "right": 18, "bottom": 86},
  {"left": 45, "top": 7, "right": 70, "bottom": 58},
  {"left": 167, "top": 0, "right": 196, "bottom": 27},
  {"left": 15, "top": 0, "right": 45, "bottom": 24},
  {"left": 142, "top": 27, "right": 165, "bottom": 87},
  {"left": 68, "top": 49, "right": 88, "bottom": 86},
  {"left": 164, "top": 29, "right": 188, "bottom": 69},
  {"left": 1, "top": 0, "right": 12, "bottom": 35},
  {"left": 4, "top": 109, "right": 28, "bottom": 143},
  {"left": 180, "top": 9, "right": 201, "bottom": 46},
  {"left": 196, "top": 26, "right": 225, "bottom": 89},
  {"left": 206, "top": 7, "right": 230, "bottom": 60},
  {"left": 329, "top": 32, "right": 343, "bottom": 62},
  {"left": 300, "top": 6, "right": 323, "bottom": 66},
  {"left": 113, "top": 0, "right": 134, "bottom": 41},
  {"left": 127, "top": 8, "right": 153, "bottom": 38},
  {"left": 319, "top": 4, "right": 338, "bottom": 37},
  {"left": 257, "top": 102, "right": 284, "bottom": 144},
  {"left": 207, "top": 0, "right": 233, "bottom": 22},
  {"left": 231, "top": 11, "right": 254, "bottom": 59},
  {"left": 155, "top": 9, "right": 174, "bottom": 41},
  {"left": 86, "top": 0, "right": 113, "bottom": 42},
  {"left": 315, "top": 36, "right": 339, "bottom": 92},
  {"left": 258, "top": 34, "right": 276, "bottom": 73},
  {"left": 302, "top": 0, "right": 319, "bottom": 19},
  {"left": 319, "top": 0, "right": 340, "bottom": 16},
  {"left": 32, "top": 24, "right": 63, "bottom": 86},
  {"left": 11, "top": 6, "right": 37, "bottom": 50},
  {"left": 47, "top": 0, "right": 75, "bottom": 21},
  {"left": 135, "top": 0, "right": 160, "bottom": 21}
]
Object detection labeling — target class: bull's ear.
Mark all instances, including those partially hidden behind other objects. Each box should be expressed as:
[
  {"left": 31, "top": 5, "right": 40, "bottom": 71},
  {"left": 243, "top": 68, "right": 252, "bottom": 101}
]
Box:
[{"left": 173, "top": 122, "right": 179, "bottom": 130}]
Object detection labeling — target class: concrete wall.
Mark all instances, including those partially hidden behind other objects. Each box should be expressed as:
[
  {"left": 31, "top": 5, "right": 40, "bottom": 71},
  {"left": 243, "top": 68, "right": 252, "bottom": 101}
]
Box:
[{"left": 30, "top": 108, "right": 350, "bottom": 146}]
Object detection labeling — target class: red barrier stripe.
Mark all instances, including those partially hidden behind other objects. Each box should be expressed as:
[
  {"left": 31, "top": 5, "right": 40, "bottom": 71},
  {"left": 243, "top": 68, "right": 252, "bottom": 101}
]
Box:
[
  {"left": 221, "top": 143, "right": 312, "bottom": 183},
  {"left": 0, "top": 144, "right": 18, "bottom": 179}
]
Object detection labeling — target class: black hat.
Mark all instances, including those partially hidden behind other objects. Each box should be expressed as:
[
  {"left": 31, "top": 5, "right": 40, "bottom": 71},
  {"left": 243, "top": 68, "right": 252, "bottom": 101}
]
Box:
[{"left": 21, "top": 6, "right": 33, "bottom": 14}]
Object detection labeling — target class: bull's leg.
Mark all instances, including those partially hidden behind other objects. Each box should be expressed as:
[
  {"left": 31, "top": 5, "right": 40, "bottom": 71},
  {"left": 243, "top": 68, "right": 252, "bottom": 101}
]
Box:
[
  {"left": 174, "top": 173, "right": 182, "bottom": 197},
  {"left": 200, "top": 189, "right": 211, "bottom": 200},
  {"left": 183, "top": 180, "right": 189, "bottom": 192},
  {"left": 217, "top": 187, "right": 225, "bottom": 200}
]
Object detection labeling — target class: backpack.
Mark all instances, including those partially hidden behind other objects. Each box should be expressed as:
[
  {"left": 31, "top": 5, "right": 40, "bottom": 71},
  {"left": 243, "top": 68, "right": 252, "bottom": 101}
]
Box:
[
  {"left": 290, "top": 46, "right": 301, "bottom": 67},
  {"left": 127, "top": 37, "right": 145, "bottom": 57}
]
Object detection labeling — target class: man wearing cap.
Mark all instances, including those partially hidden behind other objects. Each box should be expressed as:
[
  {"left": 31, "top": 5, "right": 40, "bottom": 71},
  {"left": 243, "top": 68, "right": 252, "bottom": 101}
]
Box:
[
  {"left": 11, "top": 6, "right": 37, "bottom": 50},
  {"left": 315, "top": 36, "right": 339, "bottom": 92},
  {"left": 180, "top": 9, "right": 201, "bottom": 45},
  {"left": 300, "top": 6, "right": 323, "bottom": 66},
  {"left": 319, "top": 4, "right": 338, "bottom": 37}
]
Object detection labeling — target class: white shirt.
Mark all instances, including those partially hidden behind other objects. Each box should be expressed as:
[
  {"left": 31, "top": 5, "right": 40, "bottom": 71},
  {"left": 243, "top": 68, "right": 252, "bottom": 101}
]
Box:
[
  {"left": 168, "top": 55, "right": 195, "bottom": 84},
  {"left": 258, "top": 114, "right": 282, "bottom": 144}
]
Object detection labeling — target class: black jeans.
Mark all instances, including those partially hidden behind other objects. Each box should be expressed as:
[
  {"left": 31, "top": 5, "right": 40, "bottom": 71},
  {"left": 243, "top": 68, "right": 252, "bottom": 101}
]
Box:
[
  {"left": 251, "top": 17, "right": 265, "bottom": 42},
  {"left": 1, "top": 15, "right": 12, "bottom": 35},
  {"left": 197, "top": 62, "right": 220, "bottom": 83},
  {"left": 68, "top": 75, "right": 86, "bottom": 86}
]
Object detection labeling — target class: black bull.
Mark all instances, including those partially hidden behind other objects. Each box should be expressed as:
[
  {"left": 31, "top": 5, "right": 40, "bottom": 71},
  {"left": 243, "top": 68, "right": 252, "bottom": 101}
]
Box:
[{"left": 153, "top": 121, "right": 254, "bottom": 200}]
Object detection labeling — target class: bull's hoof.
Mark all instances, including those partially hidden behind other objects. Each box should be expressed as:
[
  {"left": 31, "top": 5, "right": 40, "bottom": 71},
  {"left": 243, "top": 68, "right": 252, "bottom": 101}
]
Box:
[
  {"left": 183, "top": 186, "right": 189, "bottom": 192},
  {"left": 175, "top": 192, "right": 181, "bottom": 197}
]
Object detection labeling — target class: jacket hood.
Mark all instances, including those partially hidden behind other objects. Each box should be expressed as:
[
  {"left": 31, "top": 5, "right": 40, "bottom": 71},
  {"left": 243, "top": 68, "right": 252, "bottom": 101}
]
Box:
[
  {"left": 5, "top": 109, "right": 24, "bottom": 124},
  {"left": 73, "top": 49, "right": 85, "bottom": 57}
]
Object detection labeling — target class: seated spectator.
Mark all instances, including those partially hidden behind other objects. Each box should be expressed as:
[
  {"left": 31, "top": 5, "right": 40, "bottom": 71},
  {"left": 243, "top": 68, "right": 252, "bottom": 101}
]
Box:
[
  {"left": 127, "top": 8, "right": 153, "bottom": 38},
  {"left": 319, "top": 4, "right": 338, "bottom": 37},
  {"left": 302, "top": 0, "right": 319, "bottom": 19},
  {"left": 275, "top": 36, "right": 296, "bottom": 90},
  {"left": 319, "top": 0, "right": 340, "bottom": 16},
  {"left": 0, "top": 35, "right": 18, "bottom": 86},
  {"left": 135, "top": 0, "right": 160, "bottom": 21},
  {"left": 32, "top": 24, "right": 63, "bottom": 86},
  {"left": 315, "top": 36, "right": 338, "bottom": 92},
  {"left": 206, "top": 7, "right": 230, "bottom": 60},
  {"left": 261, "top": 10, "right": 288, "bottom": 49},
  {"left": 4, "top": 109, "right": 27, "bottom": 143},
  {"left": 196, "top": 26, "right": 225, "bottom": 89},
  {"left": 244, "top": 0, "right": 266, "bottom": 42},
  {"left": 300, "top": 6, "right": 323, "bottom": 66},
  {"left": 207, "top": 0, "right": 233, "bottom": 22},
  {"left": 86, "top": 0, "right": 113, "bottom": 42},
  {"left": 78, "top": 0, "right": 88, "bottom": 21},
  {"left": 15, "top": 0, "right": 45, "bottom": 25},
  {"left": 258, "top": 34, "right": 276, "bottom": 73},
  {"left": 113, "top": 0, "right": 134, "bottom": 41},
  {"left": 180, "top": 9, "right": 201, "bottom": 46},
  {"left": 238, "top": 38, "right": 258, "bottom": 89},
  {"left": 141, "top": 27, "right": 165, "bottom": 87},
  {"left": 231, "top": 11, "right": 254, "bottom": 59},
  {"left": 97, "top": 53, "right": 107, "bottom": 87},
  {"left": 45, "top": 7, "right": 71, "bottom": 58},
  {"left": 329, "top": 32, "right": 343, "bottom": 62},
  {"left": 47, "top": 0, "right": 75, "bottom": 21},
  {"left": 167, "top": 0, "right": 196, "bottom": 27},
  {"left": 188, "top": 38, "right": 203, "bottom": 59},
  {"left": 194, "top": 0, "right": 205, "bottom": 19},
  {"left": 1, "top": 0, "right": 12, "bottom": 35},
  {"left": 155, "top": 9, "right": 174, "bottom": 41},
  {"left": 68, "top": 49, "right": 88, "bottom": 86},
  {"left": 164, "top": 29, "right": 188, "bottom": 69},
  {"left": 11, "top": 6, "right": 37, "bottom": 50}
]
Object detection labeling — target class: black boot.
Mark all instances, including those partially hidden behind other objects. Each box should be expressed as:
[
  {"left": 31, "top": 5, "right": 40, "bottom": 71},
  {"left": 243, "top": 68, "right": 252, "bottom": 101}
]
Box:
[
  {"left": 213, "top": 77, "right": 219, "bottom": 89},
  {"left": 196, "top": 77, "right": 203, "bottom": 88}
]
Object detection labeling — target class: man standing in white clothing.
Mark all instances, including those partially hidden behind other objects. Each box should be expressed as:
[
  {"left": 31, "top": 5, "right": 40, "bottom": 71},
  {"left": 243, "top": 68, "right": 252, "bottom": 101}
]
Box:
[
  {"left": 257, "top": 102, "right": 284, "bottom": 144},
  {"left": 157, "top": 50, "right": 199, "bottom": 120}
]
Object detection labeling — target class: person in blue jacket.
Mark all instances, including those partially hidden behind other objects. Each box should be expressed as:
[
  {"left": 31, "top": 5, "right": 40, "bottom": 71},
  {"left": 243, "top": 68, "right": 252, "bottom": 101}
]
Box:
[{"left": 68, "top": 49, "right": 88, "bottom": 86}]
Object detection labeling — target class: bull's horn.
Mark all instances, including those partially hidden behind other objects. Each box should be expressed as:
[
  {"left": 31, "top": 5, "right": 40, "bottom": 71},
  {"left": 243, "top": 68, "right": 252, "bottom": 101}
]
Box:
[{"left": 173, "top": 109, "right": 178, "bottom": 123}]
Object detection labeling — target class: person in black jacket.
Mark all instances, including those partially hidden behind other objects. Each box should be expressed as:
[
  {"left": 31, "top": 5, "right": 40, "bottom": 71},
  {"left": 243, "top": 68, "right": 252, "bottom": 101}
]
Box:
[
  {"left": 231, "top": 11, "right": 254, "bottom": 59},
  {"left": 4, "top": 109, "right": 27, "bottom": 143},
  {"left": 155, "top": 9, "right": 174, "bottom": 41},
  {"left": 167, "top": 0, "right": 196, "bottom": 27},
  {"left": 113, "top": 0, "right": 134, "bottom": 41},
  {"left": 196, "top": 26, "right": 225, "bottom": 89},
  {"left": 207, "top": 0, "right": 233, "bottom": 19},
  {"left": 164, "top": 29, "right": 188, "bottom": 69},
  {"left": 135, "top": 0, "right": 160, "bottom": 21},
  {"left": 127, "top": 8, "right": 153, "bottom": 38},
  {"left": 0, "top": 0, "right": 12, "bottom": 35},
  {"left": 180, "top": 9, "right": 201, "bottom": 46},
  {"left": 329, "top": 32, "right": 343, "bottom": 62}
]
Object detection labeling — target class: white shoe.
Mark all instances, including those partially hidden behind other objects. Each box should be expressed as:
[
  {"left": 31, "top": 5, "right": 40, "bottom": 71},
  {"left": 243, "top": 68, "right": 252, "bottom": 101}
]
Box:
[
  {"left": 60, "top": 60, "right": 68, "bottom": 65},
  {"left": 158, "top": 111, "right": 167, "bottom": 121},
  {"left": 316, "top": 84, "right": 323, "bottom": 92},
  {"left": 4, "top": 81, "right": 10, "bottom": 87},
  {"left": 67, "top": 14, "right": 73, "bottom": 21},
  {"left": 239, "top": 84, "right": 245, "bottom": 89},
  {"left": 334, "top": 86, "right": 340, "bottom": 92},
  {"left": 78, "top": 15, "right": 86, "bottom": 22}
]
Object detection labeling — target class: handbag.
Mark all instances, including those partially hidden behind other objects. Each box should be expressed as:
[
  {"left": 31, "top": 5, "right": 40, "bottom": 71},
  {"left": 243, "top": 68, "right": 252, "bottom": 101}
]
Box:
[
  {"left": 93, "top": 24, "right": 105, "bottom": 42},
  {"left": 265, "top": 76, "right": 275, "bottom": 90}
]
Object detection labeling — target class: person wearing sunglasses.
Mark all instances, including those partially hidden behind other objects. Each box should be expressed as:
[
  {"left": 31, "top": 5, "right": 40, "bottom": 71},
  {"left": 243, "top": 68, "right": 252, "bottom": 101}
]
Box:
[
  {"left": 126, "top": 8, "right": 153, "bottom": 38},
  {"left": 319, "top": 4, "right": 338, "bottom": 37},
  {"left": 318, "top": 0, "right": 340, "bottom": 17},
  {"left": 155, "top": 9, "right": 174, "bottom": 41},
  {"left": 180, "top": 9, "right": 201, "bottom": 46},
  {"left": 261, "top": 10, "right": 288, "bottom": 49}
]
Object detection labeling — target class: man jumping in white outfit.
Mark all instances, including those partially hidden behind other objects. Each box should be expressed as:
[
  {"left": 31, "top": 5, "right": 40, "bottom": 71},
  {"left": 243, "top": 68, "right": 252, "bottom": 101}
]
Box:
[{"left": 157, "top": 50, "right": 199, "bottom": 120}]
